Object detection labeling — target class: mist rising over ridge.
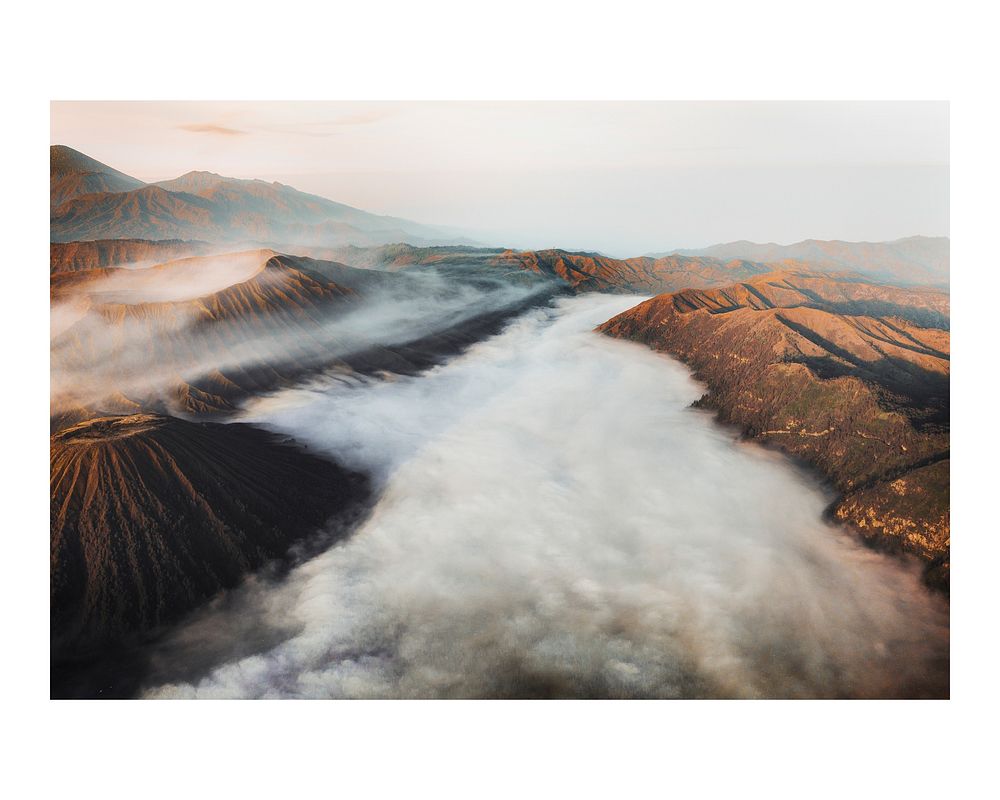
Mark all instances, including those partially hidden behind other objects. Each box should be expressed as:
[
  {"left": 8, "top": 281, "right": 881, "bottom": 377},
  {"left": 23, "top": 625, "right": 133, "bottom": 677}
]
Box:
[{"left": 50, "top": 249, "right": 558, "bottom": 423}]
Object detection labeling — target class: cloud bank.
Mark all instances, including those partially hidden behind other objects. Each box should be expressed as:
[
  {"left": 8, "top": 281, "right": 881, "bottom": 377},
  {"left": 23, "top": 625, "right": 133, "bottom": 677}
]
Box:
[{"left": 143, "top": 295, "right": 948, "bottom": 699}]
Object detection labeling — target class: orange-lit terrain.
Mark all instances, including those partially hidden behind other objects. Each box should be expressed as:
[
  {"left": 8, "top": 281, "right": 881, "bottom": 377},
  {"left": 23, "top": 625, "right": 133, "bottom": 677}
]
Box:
[
  {"left": 48, "top": 144, "right": 951, "bottom": 699},
  {"left": 50, "top": 238, "right": 214, "bottom": 273},
  {"left": 50, "top": 145, "right": 468, "bottom": 247},
  {"left": 598, "top": 270, "right": 950, "bottom": 587}
]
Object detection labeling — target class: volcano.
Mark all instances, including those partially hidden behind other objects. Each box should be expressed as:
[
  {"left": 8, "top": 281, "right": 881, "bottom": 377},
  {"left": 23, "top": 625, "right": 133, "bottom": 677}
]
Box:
[
  {"left": 50, "top": 414, "right": 368, "bottom": 671},
  {"left": 50, "top": 249, "right": 556, "bottom": 422}
]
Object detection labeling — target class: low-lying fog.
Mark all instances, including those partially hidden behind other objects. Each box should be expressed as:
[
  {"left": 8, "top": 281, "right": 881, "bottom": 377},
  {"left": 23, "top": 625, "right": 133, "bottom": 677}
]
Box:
[
  {"left": 78, "top": 250, "right": 272, "bottom": 304},
  {"left": 50, "top": 254, "right": 547, "bottom": 414},
  {"left": 143, "top": 294, "right": 949, "bottom": 699}
]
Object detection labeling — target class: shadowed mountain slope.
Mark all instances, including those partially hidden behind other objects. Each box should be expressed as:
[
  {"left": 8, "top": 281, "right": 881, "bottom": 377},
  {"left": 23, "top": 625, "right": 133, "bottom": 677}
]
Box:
[
  {"left": 51, "top": 414, "right": 368, "bottom": 666},
  {"left": 598, "top": 270, "right": 950, "bottom": 589}
]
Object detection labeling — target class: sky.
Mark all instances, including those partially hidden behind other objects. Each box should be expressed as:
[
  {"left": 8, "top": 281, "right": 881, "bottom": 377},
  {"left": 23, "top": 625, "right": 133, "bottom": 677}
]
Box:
[{"left": 51, "top": 102, "right": 949, "bottom": 256}]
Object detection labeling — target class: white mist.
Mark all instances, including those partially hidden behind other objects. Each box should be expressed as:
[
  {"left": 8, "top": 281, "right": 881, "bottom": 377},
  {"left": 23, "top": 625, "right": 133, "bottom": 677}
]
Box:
[{"left": 145, "top": 294, "right": 948, "bottom": 698}]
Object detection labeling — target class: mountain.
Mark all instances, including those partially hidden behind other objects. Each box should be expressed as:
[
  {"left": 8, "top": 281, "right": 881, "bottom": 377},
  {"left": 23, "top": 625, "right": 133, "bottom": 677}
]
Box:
[
  {"left": 659, "top": 236, "right": 949, "bottom": 287},
  {"left": 50, "top": 145, "right": 145, "bottom": 208},
  {"left": 314, "top": 243, "right": 508, "bottom": 270},
  {"left": 50, "top": 414, "right": 367, "bottom": 676},
  {"left": 487, "top": 250, "right": 774, "bottom": 293},
  {"left": 50, "top": 185, "right": 222, "bottom": 242},
  {"left": 327, "top": 243, "right": 777, "bottom": 294},
  {"left": 51, "top": 249, "right": 556, "bottom": 424},
  {"left": 49, "top": 146, "right": 469, "bottom": 247},
  {"left": 154, "top": 171, "right": 448, "bottom": 237},
  {"left": 50, "top": 238, "right": 214, "bottom": 273},
  {"left": 598, "top": 270, "right": 950, "bottom": 589},
  {"left": 51, "top": 250, "right": 374, "bottom": 420}
]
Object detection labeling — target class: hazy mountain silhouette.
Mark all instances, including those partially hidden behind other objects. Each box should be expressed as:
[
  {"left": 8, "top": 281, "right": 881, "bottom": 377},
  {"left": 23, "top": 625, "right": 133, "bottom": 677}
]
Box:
[
  {"left": 49, "top": 146, "right": 473, "bottom": 247},
  {"left": 657, "top": 236, "right": 949, "bottom": 287},
  {"left": 50, "top": 145, "right": 145, "bottom": 208}
]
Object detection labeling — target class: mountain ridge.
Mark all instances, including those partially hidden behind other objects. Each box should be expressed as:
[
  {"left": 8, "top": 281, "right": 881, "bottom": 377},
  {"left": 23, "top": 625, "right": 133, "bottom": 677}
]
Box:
[
  {"left": 50, "top": 249, "right": 559, "bottom": 424},
  {"left": 50, "top": 145, "right": 146, "bottom": 208},
  {"left": 597, "top": 270, "right": 950, "bottom": 589},
  {"left": 49, "top": 145, "right": 472, "bottom": 248},
  {"left": 654, "top": 235, "right": 949, "bottom": 287}
]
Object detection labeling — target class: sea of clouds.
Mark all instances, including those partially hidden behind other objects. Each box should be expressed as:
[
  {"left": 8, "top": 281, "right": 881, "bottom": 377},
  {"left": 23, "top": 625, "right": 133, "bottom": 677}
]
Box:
[{"left": 142, "top": 294, "right": 949, "bottom": 698}]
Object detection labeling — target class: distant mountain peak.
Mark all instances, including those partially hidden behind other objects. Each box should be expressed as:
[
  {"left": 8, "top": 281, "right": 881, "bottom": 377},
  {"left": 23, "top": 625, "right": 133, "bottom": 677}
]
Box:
[
  {"left": 50, "top": 146, "right": 474, "bottom": 249},
  {"left": 50, "top": 145, "right": 145, "bottom": 207}
]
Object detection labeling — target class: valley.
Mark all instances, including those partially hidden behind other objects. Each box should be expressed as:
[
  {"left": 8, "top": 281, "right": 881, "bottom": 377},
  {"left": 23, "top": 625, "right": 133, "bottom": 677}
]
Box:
[
  {"left": 48, "top": 144, "right": 951, "bottom": 699},
  {"left": 142, "top": 295, "right": 949, "bottom": 699}
]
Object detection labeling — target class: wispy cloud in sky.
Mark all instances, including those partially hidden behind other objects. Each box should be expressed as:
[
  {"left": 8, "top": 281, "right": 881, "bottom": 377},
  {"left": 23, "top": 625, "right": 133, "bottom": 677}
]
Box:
[{"left": 178, "top": 123, "right": 247, "bottom": 136}]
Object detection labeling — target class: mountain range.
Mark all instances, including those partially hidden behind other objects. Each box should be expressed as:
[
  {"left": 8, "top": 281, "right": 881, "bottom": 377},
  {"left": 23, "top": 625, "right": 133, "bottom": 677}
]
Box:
[
  {"left": 49, "top": 145, "right": 952, "bottom": 696},
  {"left": 658, "top": 236, "right": 949, "bottom": 287},
  {"left": 50, "top": 145, "right": 471, "bottom": 247},
  {"left": 316, "top": 243, "right": 778, "bottom": 294}
]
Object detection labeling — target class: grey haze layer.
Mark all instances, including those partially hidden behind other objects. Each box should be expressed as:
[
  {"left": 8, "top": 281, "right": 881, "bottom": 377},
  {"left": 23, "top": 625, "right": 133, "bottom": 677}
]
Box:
[{"left": 143, "top": 294, "right": 948, "bottom": 699}]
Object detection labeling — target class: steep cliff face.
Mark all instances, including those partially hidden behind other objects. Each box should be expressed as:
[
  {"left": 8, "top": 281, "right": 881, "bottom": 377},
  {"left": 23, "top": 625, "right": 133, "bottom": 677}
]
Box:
[
  {"left": 51, "top": 414, "right": 368, "bottom": 658},
  {"left": 598, "top": 271, "right": 950, "bottom": 589}
]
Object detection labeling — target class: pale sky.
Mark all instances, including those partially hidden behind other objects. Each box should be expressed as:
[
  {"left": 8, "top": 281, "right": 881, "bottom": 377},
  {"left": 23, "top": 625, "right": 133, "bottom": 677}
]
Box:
[{"left": 51, "top": 102, "right": 948, "bottom": 256}]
